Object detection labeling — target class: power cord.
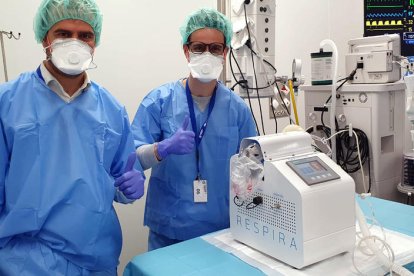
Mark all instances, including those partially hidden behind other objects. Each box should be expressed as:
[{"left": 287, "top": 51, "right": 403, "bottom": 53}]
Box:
[
  {"left": 233, "top": 195, "right": 263, "bottom": 210},
  {"left": 246, "top": 196, "right": 263, "bottom": 209},
  {"left": 229, "top": 48, "right": 260, "bottom": 135},
  {"left": 243, "top": 3, "right": 266, "bottom": 135},
  {"left": 320, "top": 66, "right": 360, "bottom": 127}
]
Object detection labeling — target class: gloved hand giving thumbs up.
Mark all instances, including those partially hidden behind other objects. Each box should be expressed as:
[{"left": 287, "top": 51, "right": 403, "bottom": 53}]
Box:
[
  {"left": 114, "top": 152, "right": 145, "bottom": 200},
  {"left": 157, "top": 115, "right": 195, "bottom": 159}
]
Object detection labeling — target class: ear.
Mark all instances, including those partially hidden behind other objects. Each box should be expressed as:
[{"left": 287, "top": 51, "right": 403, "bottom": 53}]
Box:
[
  {"left": 42, "top": 36, "right": 52, "bottom": 58},
  {"left": 223, "top": 46, "right": 229, "bottom": 61},
  {"left": 183, "top": 44, "right": 190, "bottom": 62},
  {"left": 42, "top": 31, "right": 51, "bottom": 47},
  {"left": 42, "top": 38, "right": 48, "bottom": 49}
]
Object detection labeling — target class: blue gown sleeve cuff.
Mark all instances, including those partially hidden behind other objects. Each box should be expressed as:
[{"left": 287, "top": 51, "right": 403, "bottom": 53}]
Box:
[{"left": 114, "top": 188, "right": 135, "bottom": 204}]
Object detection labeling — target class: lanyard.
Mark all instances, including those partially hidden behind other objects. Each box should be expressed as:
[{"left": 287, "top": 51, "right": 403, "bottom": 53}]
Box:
[
  {"left": 185, "top": 80, "right": 217, "bottom": 178},
  {"left": 36, "top": 66, "right": 45, "bottom": 82}
]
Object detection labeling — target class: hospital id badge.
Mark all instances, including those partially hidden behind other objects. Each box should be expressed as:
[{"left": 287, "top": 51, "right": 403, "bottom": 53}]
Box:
[{"left": 193, "top": 179, "right": 207, "bottom": 203}]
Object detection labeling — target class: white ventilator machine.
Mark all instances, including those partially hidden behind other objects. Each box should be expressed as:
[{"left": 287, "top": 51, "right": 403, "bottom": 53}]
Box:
[
  {"left": 345, "top": 34, "right": 401, "bottom": 84},
  {"left": 229, "top": 131, "right": 356, "bottom": 269}
]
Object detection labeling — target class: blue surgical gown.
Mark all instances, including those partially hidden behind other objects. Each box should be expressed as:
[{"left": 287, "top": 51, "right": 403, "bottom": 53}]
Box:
[
  {"left": 0, "top": 70, "right": 141, "bottom": 274},
  {"left": 131, "top": 80, "right": 257, "bottom": 241}
]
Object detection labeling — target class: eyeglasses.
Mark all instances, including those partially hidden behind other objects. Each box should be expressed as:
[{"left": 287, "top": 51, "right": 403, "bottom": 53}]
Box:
[{"left": 187, "top": 41, "right": 226, "bottom": 56}]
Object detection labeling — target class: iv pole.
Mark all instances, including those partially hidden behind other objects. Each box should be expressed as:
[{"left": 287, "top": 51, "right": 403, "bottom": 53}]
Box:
[{"left": 0, "top": 30, "right": 21, "bottom": 82}]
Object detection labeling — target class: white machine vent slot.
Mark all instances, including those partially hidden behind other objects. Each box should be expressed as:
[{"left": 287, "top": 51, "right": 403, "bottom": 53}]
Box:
[{"left": 236, "top": 192, "right": 296, "bottom": 234}]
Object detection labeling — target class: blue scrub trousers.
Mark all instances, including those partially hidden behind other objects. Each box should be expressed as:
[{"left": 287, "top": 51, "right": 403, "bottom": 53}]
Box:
[
  {"left": 0, "top": 236, "right": 116, "bottom": 276},
  {"left": 148, "top": 230, "right": 183, "bottom": 251}
]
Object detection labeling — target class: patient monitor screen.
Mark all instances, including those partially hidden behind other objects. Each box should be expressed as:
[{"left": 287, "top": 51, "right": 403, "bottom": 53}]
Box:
[
  {"left": 287, "top": 156, "right": 340, "bottom": 186},
  {"left": 364, "top": 0, "right": 414, "bottom": 57}
]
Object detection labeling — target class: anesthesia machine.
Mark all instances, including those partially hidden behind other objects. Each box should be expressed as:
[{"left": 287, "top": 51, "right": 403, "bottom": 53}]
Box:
[{"left": 303, "top": 34, "right": 406, "bottom": 201}]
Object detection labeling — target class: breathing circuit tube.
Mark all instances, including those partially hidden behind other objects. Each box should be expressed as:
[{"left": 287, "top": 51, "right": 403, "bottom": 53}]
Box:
[
  {"left": 319, "top": 39, "right": 338, "bottom": 162},
  {"left": 355, "top": 199, "right": 413, "bottom": 275}
]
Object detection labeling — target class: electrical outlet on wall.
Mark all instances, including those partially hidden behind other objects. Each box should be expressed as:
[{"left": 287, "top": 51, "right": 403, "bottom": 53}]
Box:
[{"left": 269, "top": 83, "right": 291, "bottom": 118}]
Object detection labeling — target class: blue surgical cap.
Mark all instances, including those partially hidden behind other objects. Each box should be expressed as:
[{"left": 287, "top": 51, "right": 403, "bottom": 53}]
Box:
[
  {"left": 180, "top": 8, "right": 233, "bottom": 46},
  {"left": 33, "top": 0, "right": 103, "bottom": 45}
]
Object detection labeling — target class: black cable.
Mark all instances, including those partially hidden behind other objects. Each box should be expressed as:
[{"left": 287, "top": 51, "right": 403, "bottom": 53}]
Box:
[
  {"left": 245, "top": 43, "right": 277, "bottom": 73},
  {"left": 336, "top": 78, "right": 348, "bottom": 91},
  {"left": 239, "top": 19, "right": 279, "bottom": 131},
  {"left": 246, "top": 196, "right": 263, "bottom": 209},
  {"left": 231, "top": 79, "right": 276, "bottom": 91},
  {"left": 320, "top": 102, "right": 328, "bottom": 127},
  {"left": 312, "top": 144, "right": 322, "bottom": 152},
  {"left": 270, "top": 99, "right": 278, "bottom": 133},
  {"left": 230, "top": 48, "right": 260, "bottom": 135},
  {"left": 367, "top": 154, "right": 371, "bottom": 193},
  {"left": 233, "top": 195, "right": 244, "bottom": 207},
  {"left": 320, "top": 67, "right": 359, "bottom": 128},
  {"left": 321, "top": 78, "right": 349, "bottom": 127},
  {"left": 229, "top": 53, "right": 276, "bottom": 90},
  {"left": 229, "top": 6, "right": 281, "bottom": 135},
  {"left": 230, "top": 48, "right": 278, "bottom": 133},
  {"left": 310, "top": 125, "right": 371, "bottom": 192},
  {"left": 231, "top": 80, "right": 247, "bottom": 90},
  {"left": 315, "top": 68, "right": 373, "bottom": 191},
  {"left": 336, "top": 127, "right": 371, "bottom": 192},
  {"left": 244, "top": 4, "right": 266, "bottom": 135},
  {"left": 335, "top": 127, "right": 369, "bottom": 173}
]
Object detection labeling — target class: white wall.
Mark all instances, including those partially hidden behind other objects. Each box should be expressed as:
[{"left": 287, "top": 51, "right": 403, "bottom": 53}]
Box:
[{"left": 0, "top": 0, "right": 363, "bottom": 274}]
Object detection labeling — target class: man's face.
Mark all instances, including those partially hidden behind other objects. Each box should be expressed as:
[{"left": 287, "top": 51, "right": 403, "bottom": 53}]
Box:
[
  {"left": 42, "top": 19, "right": 96, "bottom": 56},
  {"left": 183, "top": 28, "right": 228, "bottom": 61}
]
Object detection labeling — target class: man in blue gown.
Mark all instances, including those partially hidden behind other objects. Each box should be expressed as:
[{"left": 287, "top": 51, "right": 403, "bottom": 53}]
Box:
[
  {"left": 0, "top": 0, "right": 145, "bottom": 275},
  {"left": 131, "top": 8, "right": 257, "bottom": 251}
]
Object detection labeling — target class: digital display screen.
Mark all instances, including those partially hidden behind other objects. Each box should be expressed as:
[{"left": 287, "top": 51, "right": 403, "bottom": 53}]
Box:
[
  {"left": 295, "top": 160, "right": 327, "bottom": 175},
  {"left": 286, "top": 156, "right": 340, "bottom": 185}
]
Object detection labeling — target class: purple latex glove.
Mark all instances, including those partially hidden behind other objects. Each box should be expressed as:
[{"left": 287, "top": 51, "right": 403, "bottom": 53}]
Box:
[
  {"left": 157, "top": 115, "right": 195, "bottom": 159},
  {"left": 114, "top": 152, "right": 145, "bottom": 200}
]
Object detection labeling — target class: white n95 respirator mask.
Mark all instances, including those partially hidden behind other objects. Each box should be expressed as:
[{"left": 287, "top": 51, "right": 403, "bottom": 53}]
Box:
[
  {"left": 188, "top": 52, "right": 224, "bottom": 83},
  {"left": 49, "top": 38, "right": 94, "bottom": 76}
]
